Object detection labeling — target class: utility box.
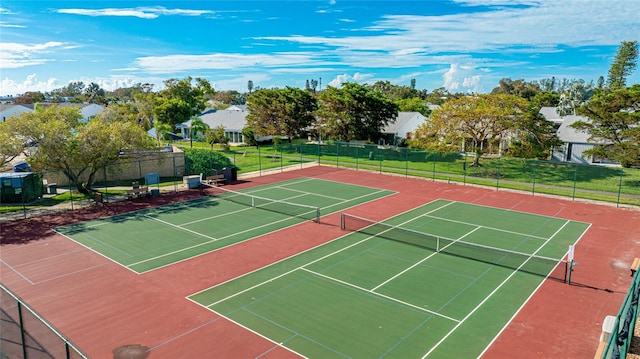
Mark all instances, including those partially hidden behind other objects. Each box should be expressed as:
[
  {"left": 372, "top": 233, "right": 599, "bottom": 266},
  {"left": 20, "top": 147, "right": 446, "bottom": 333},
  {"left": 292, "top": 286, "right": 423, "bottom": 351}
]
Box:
[
  {"left": 183, "top": 175, "right": 201, "bottom": 189},
  {"left": 0, "top": 172, "right": 44, "bottom": 203}
]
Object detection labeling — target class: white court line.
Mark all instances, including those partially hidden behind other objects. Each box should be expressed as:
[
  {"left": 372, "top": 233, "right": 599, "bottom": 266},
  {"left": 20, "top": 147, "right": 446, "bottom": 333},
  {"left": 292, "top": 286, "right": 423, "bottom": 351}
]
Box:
[
  {"left": 203, "top": 201, "right": 456, "bottom": 308},
  {"left": 420, "top": 219, "right": 572, "bottom": 358},
  {"left": 370, "top": 226, "right": 482, "bottom": 292},
  {"left": 300, "top": 267, "right": 460, "bottom": 323},
  {"left": 0, "top": 259, "right": 35, "bottom": 285},
  {"left": 128, "top": 212, "right": 306, "bottom": 268},
  {"left": 421, "top": 214, "right": 550, "bottom": 240},
  {"left": 179, "top": 206, "right": 252, "bottom": 226}
]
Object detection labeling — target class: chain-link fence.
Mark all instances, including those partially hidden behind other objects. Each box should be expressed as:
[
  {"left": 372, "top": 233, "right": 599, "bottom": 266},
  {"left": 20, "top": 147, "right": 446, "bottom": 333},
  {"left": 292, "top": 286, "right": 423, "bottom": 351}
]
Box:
[
  {"left": 2, "top": 143, "right": 638, "bottom": 222},
  {"left": 269, "top": 142, "right": 638, "bottom": 207},
  {"left": 1, "top": 283, "right": 88, "bottom": 359}
]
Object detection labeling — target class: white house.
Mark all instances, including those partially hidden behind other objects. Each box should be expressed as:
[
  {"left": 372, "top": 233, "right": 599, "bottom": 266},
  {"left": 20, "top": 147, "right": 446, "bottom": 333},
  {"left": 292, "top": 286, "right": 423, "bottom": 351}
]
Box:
[
  {"left": 0, "top": 104, "right": 33, "bottom": 122},
  {"left": 550, "top": 115, "right": 616, "bottom": 165},
  {"left": 539, "top": 107, "right": 617, "bottom": 165},
  {"left": 19, "top": 103, "right": 105, "bottom": 122},
  {"left": 381, "top": 112, "right": 427, "bottom": 145},
  {"left": 183, "top": 109, "right": 250, "bottom": 144}
]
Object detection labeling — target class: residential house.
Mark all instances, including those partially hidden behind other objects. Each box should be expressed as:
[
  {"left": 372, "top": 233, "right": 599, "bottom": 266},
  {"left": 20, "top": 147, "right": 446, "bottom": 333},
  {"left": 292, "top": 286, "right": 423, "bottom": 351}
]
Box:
[
  {"left": 182, "top": 109, "right": 250, "bottom": 144},
  {"left": 381, "top": 112, "right": 427, "bottom": 145},
  {"left": 0, "top": 104, "right": 33, "bottom": 122},
  {"left": 18, "top": 103, "right": 105, "bottom": 122},
  {"left": 539, "top": 106, "right": 564, "bottom": 128},
  {"left": 550, "top": 115, "right": 616, "bottom": 165},
  {"left": 538, "top": 107, "right": 617, "bottom": 165}
]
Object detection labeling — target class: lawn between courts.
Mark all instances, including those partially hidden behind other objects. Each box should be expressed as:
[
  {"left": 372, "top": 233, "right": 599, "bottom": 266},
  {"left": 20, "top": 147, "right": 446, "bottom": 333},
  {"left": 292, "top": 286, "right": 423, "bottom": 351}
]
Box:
[
  {"left": 189, "top": 199, "right": 590, "bottom": 358},
  {"left": 53, "top": 178, "right": 395, "bottom": 273}
]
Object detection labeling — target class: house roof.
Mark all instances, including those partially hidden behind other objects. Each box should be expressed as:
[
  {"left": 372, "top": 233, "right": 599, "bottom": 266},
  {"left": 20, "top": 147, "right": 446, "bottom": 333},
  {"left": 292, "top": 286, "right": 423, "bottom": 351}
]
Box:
[
  {"left": 226, "top": 105, "right": 247, "bottom": 111},
  {"left": 383, "top": 112, "right": 425, "bottom": 133},
  {"left": 191, "top": 109, "right": 249, "bottom": 131},
  {"left": 0, "top": 104, "right": 32, "bottom": 112},
  {"left": 555, "top": 115, "right": 592, "bottom": 143},
  {"left": 539, "top": 106, "right": 563, "bottom": 124}
]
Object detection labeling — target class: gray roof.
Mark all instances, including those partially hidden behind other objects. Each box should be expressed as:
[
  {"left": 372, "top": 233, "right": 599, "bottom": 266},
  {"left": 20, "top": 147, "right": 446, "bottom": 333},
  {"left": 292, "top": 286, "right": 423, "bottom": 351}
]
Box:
[
  {"left": 539, "top": 107, "right": 563, "bottom": 124},
  {"left": 555, "top": 115, "right": 592, "bottom": 143},
  {"left": 192, "top": 110, "right": 249, "bottom": 131},
  {"left": 383, "top": 112, "right": 425, "bottom": 133}
]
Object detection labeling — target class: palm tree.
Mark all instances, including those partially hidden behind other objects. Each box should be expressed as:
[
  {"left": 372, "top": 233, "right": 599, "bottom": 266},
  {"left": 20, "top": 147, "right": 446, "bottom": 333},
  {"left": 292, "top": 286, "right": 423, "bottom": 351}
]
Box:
[
  {"left": 189, "top": 117, "right": 209, "bottom": 148},
  {"left": 155, "top": 122, "right": 172, "bottom": 145}
]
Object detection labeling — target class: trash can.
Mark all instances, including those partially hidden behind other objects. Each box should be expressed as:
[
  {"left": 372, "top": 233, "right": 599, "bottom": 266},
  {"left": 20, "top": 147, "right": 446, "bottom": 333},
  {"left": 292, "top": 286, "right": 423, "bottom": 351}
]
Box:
[
  {"left": 230, "top": 167, "right": 237, "bottom": 181},
  {"left": 151, "top": 189, "right": 160, "bottom": 197},
  {"left": 221, "top": 168, "right": 232, "bottom": 182},
  {"left": 48, "top": 183, "right": 57, "bottom": 194}
]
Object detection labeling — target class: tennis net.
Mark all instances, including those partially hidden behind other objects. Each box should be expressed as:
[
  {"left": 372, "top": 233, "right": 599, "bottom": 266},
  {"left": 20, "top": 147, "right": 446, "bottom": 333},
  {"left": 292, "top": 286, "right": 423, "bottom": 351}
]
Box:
[
  {"left": 340, "top": 213, "right": 568, "bottom": 280},
  {"left": 206, "top": 184, "right": 321, "bottom": 223}
]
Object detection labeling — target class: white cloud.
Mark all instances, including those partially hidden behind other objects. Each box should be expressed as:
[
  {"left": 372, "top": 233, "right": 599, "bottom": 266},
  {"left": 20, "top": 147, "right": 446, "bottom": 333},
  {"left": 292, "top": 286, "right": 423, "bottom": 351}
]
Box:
[
  {"left": 1, "top": 74, "right": 60, "bottom": 95},
  {"left": 327, "top": 72, "right": 372, "bottom": 87},
  {"left": 258, "top": 1, "right": 639, "bottom": 63},
  {"left": 0, "top": 42, "right": 66, "bottom": 69},
  {"left": 0, "top": 22, "right": 25, "bottom": 28},
  {"left": 134, "top": 52, "right": 329, "bottom": 73},
  {"left": 56, "top": 6, "right": 212, "bottom": 19},
  {"left": 443, "top": 64, "right": 484, "bottom": 93},
  {"left": 0, "top": 73, "right": 168, "bottom": 96}
]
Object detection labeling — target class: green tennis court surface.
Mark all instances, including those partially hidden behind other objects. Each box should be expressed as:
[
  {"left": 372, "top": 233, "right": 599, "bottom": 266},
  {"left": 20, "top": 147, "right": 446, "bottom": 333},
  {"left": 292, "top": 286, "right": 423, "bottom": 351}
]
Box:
[
  {"left": 190, "top": 199, "right": 590, "bottom": 358},
  {"left": 54, "top": 178, "right": 395, "bottom": 273}
]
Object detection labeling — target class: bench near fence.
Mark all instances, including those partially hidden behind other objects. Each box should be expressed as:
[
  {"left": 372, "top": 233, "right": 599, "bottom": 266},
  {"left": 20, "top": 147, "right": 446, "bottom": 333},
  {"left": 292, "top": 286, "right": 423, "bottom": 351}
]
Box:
[
  {"left": 631, "top": 257, "right": 640, "bottom": 276},
  {"left": 127, "top": 187, "right": 150, "bottom": 200},
  {"left": 205, "top": 175, "right": 227, "bottom": 186}
]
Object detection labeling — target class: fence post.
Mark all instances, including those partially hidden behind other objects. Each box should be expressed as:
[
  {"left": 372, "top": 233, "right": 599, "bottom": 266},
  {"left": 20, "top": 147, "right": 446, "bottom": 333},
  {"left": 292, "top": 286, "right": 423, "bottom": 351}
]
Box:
[
  {"left": 299, "top": 143, "right": 303, "bottom": 169},
  {"left": 532, "top": 160, "right": 537, "bottom": 195},
  {"left": 379, "top": 147, "right": 382, "bottom": 173},
  {"left": 617, "top": 168, "right": 624, "bottom": 207},
  {"left": 463, "top": 154, "right": 467, "bottom": 185},
  {"left": 258, "top": 145, "right": 262, "bottom": 176},
  {"left": 103, "top": 166, "right": 109, "bottom": 201},
  {"left": 496, "top": 157, "right": 501, "bottom": 190},
  {"left": 405, "top": 148, "right": 409, "bottom": 177},
  {"left": 336, "top": 142, "right": 340, "bottom": 168},
  {"left": 572, "top": 163, "right": 578, "bottom": 201},
  {"left": 432, "top": 151, "right": 437, "bottom": 181},
  {"left": 18, "top": 302, "right": 27, "bottom": 358},
  {"left": 69, "top": 173, "right": 74, "bottom": 210}
]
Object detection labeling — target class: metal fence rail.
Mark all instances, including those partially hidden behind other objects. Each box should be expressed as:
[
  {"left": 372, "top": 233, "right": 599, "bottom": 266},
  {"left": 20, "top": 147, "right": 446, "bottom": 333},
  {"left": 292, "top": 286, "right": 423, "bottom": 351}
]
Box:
[
  {"left": 0, "top": 283, "right": 88, "bottom": 359},
  {"left": 600, "top": 270, "right": 640, "bottom": 358}
]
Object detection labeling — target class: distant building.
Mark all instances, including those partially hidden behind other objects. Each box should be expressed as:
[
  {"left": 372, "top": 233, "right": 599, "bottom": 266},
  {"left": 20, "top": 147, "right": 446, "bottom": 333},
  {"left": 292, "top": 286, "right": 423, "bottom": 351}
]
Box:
[
  {"left": 539, "top": 107, "right": 617, "bottom": 165},
  {"left": 19, "top": 103, "right": 105, "bottom": 122},
  {"left": 0, "top": 104, "right": 33, "bottom": 122},
  {"left": 381, "top": 112, "right": 427, "bottom": 145}
]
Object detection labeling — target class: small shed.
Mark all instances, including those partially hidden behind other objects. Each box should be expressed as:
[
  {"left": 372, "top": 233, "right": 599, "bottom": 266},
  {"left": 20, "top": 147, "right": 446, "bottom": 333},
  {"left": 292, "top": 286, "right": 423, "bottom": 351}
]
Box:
[{"left": 0, "top": 172, "right": 44, "bottom": 203}]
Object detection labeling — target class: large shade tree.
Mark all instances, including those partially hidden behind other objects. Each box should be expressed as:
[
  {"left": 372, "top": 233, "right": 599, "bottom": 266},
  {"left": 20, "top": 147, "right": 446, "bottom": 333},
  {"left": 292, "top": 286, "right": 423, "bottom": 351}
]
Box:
[
  {"left": 2, "top": 105, "right": 154, "bottom": 194},
  {"left": 573, "top": 84, "right": 640, "bottom": 167},
  {"left": 607, "top": 41, "right": 639, "bottom": 90},
  {"left": 411, "top": 94, "right": 530, "bottom": 166},
  {"left": 246, "top": 86, "right": 318, "bottom": 142},
  {"left": 153, "top": 77, "right": 214, "bottom": 129},
  {"left": 315, "top": 83, "right": 398, "bottom": 142}
]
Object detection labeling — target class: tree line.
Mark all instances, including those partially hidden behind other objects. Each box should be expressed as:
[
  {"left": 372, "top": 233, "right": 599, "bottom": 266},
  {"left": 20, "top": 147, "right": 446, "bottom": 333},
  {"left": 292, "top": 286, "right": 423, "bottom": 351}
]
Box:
[{"left": 0, "top": 42, "right": 638, "bottom": 195}]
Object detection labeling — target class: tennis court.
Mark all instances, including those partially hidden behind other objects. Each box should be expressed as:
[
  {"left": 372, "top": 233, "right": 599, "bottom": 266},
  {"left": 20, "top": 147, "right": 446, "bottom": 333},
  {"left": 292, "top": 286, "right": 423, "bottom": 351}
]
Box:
[
  {"left": 54, "top": 177, "right": 395, "bottom": 273},
  {"left": 189, "top": 199, "right": 590, "bottom": 358}
]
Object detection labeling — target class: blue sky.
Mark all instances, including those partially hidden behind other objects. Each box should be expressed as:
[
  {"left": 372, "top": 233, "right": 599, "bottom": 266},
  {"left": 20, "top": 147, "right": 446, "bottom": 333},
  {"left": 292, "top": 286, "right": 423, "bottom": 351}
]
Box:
[{"left": 1, "top": 0, "right": 639, "bottom": 96}]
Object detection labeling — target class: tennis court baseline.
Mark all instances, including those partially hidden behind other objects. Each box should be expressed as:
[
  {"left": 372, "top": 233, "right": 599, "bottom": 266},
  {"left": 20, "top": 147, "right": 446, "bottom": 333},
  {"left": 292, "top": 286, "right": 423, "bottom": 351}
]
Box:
[
  {"left": 189, "top": 199, "right": 590, "bottom": 358},
  {"left": 54, "top": 178, "right": 395, "bottom": 273}
]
